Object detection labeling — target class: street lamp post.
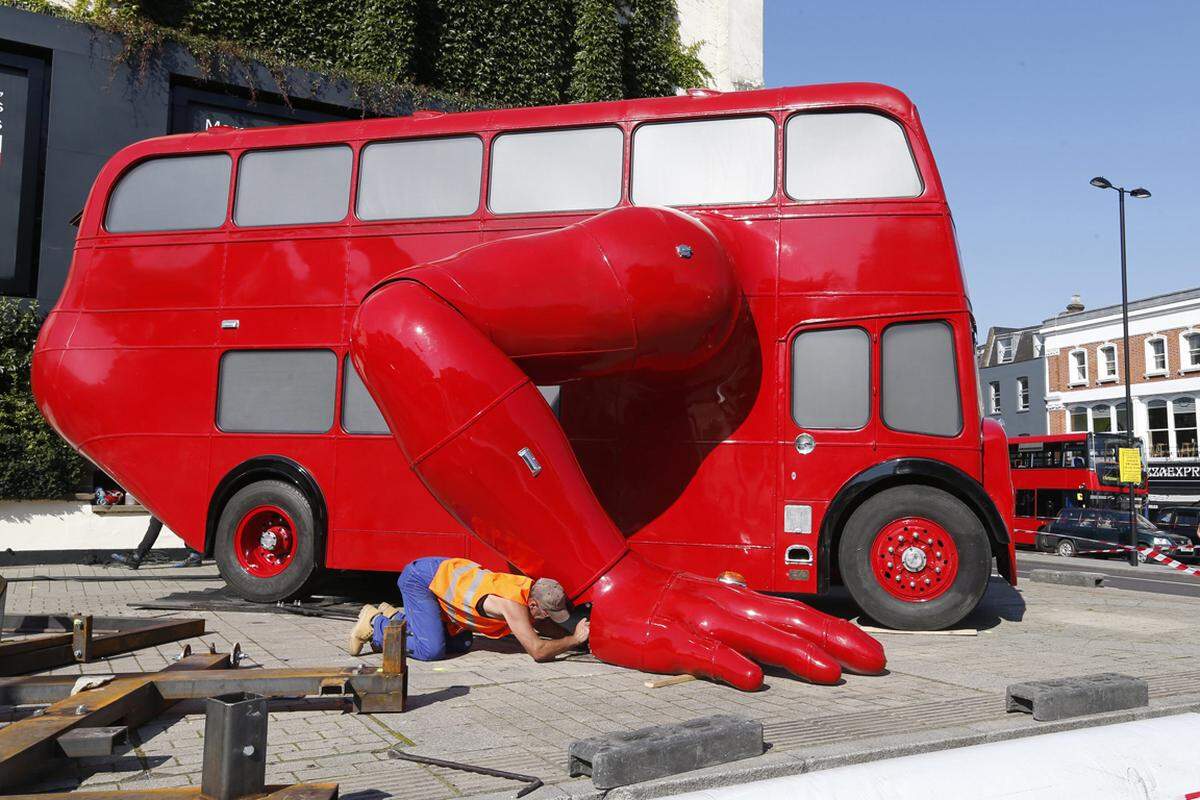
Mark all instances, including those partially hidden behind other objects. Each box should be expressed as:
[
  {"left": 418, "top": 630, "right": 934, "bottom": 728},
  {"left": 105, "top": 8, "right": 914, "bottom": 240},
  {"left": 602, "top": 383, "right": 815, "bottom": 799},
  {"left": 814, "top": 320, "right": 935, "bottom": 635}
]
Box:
[{"left": 1090, "top": 176, "right": 1151, "bottom": 566}]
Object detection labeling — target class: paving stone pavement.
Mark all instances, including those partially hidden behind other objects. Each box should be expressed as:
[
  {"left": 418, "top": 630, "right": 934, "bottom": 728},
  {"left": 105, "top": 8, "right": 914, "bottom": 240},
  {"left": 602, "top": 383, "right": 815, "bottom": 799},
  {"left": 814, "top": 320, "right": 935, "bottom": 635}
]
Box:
[{"left": 3, "top": 560, "right": 1200, "bottom": 799}]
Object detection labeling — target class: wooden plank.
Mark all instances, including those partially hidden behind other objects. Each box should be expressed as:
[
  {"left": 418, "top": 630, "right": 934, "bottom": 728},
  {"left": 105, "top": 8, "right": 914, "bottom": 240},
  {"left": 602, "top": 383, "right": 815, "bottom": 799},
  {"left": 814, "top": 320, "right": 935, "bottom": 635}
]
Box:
[{"left": 643, "top": 674, "right": 697, "bottom": 689}]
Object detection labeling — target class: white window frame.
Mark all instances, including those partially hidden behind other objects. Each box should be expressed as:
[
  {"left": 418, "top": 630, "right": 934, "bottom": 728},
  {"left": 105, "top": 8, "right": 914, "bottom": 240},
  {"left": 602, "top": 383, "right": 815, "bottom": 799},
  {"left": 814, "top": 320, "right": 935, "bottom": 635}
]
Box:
[
  {"left": 996, "top": 337, "right": 1014, "bottom": 364},
  {"left": 1145, "top": 335, "right": 1168, "bottom": 377},
  {"left": 1068, "top": 348, "right": 1088, "bottom": 386},
  {"left": 1098, "top": 344, "right": 1118, "bottom": 382},
  {"left": 1090, "top": 403, "right": 1114, "bottom": 433},
  {"left": 1016, "top": 376, "right": 1030, "bottom": 412},
  {"left": 1174, "top": 396, "right": 1199, "bottom": 458},
  {"left": 1068, "top": 405, "right": 1089, "bottom": 433},
  {"left": 988, "top": 381, "right": 1001, "bottom": 414},
  {"left": 1147, "top": 398, "right": 1171, "bottom": 457},
  {"left": 1180, "top": 330, "right": 1200, "bottom": 372}
]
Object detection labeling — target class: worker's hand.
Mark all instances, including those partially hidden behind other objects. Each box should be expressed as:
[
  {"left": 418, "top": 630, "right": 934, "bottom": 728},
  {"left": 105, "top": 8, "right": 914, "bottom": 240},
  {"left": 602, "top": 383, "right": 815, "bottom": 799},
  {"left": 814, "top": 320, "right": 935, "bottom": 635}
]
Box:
[
  {"left": 587, "top": 553, "right": 886, "bottom": 690},
  {"left": 572, "top": 618, "right": 590, "bottom": 645}
]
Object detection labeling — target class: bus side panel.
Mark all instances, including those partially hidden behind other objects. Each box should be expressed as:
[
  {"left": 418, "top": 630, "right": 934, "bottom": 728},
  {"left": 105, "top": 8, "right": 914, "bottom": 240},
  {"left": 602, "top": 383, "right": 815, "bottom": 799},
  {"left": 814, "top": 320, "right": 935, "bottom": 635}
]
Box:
[
  {"left": 83, "top": 239, "right": 225, "bottom": 311},
  {"left": 778, "top": 210, "right": 963, "bottom": 298},
  {"left": 346, "top": 227, "right": 484, "bottom": 305},
  {"left": 326, "top": 436, "right": 473, "bottom": 571},
  {"left": 51, "top": 344, "right": 218, "bottom": 547},
  {"left": 86, "top": 435, "right": 212, "bottom": 547}
]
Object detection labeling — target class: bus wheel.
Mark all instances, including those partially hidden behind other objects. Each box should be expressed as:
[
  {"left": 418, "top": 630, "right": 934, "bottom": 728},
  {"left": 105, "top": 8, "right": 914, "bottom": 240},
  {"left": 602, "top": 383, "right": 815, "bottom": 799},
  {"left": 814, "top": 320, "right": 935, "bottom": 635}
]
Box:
[
  {"left": 839, "top": 485, "right": 991, "bottom": 631},
  {"left": 1056, "top": 538, "right": 1077, "bottom": 558},
  {"left": 215, "top": 480, "right": 318, "bottom": 603}
]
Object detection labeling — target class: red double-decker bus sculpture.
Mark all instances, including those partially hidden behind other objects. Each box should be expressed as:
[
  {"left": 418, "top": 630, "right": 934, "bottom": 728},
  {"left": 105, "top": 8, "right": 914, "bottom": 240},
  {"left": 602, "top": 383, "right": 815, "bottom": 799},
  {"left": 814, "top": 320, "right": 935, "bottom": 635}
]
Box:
[{"left": 33, "top": 83, "right": 1017, "bottom": 688}]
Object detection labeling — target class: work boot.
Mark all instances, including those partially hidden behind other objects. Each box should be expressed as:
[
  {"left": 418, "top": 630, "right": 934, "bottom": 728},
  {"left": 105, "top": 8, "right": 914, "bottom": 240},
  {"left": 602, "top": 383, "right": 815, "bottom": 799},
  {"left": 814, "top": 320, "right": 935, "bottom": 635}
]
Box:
[
  {"left": 347, "top": 604, "right": 380, "bottom": 656},
  {"left": 110, "top": 553, "right": 141, "bottom": 570},
  {"left": 377, "top": 602, "right": 400, "bottom": 618}
]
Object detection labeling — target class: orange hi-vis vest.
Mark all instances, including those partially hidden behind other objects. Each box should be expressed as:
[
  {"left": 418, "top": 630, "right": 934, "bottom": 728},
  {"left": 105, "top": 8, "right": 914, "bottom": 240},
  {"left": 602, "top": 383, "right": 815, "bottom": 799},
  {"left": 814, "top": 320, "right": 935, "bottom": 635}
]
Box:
[{"left": 428, "top": 558, "right": 532, "bottom": 638}]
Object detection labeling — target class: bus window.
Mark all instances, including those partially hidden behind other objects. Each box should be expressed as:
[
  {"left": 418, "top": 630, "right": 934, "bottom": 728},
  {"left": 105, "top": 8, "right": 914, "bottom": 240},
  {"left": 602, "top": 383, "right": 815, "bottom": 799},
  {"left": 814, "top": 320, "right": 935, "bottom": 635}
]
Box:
[
  {"left": 880, "top": 321, "right": 961, "bottom": 436},
  {"left": 342, "top": 357, "right": 389, "bottom": 435},
  {"left": 1015, "top": 489, "right": 1035, "bottom": 518},
  {"left": 105, "top": 154, "right": 231, "bottom": 233},
  {"left": 234, "top": 145, "right": 352, "bottom": 227},
  {"left": 631, "top": 116, "right": 775, "bottom": 207},
  {"left": 791, "top": 327, "right": 870, "bottom": 429},
  {"left": 785, "top": 112, "right": 922, "bottom": 201},
  {"left": 358, "top": 136, "right": 482, "bottom": 220},
  {"left": 217, "top": 350, "right": 337, "bottom": 433},
  {"left": 489, "top": 126, "right": 623, "bottom": 214},
  {"left": 1037, "top": 489, "right": 1070, "bottom": 519}
]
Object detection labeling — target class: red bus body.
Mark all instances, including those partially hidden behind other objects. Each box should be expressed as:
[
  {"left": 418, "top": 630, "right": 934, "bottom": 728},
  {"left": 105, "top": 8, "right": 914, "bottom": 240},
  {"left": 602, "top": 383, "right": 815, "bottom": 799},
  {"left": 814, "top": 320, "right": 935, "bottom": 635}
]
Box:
[
  {"left": 1009, "top": 432, "right": 1148, "bottom": 546},
  {"left": 32, "top": 83, "right": 1017, "bottom": 625}
]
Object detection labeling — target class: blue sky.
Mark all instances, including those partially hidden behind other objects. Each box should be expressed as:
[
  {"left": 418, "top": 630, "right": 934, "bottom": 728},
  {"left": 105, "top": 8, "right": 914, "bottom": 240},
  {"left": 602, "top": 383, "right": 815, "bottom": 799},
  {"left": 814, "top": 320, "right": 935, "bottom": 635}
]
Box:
[{"left": 763, "top": 1, "right": 1199, "bottom": 334}]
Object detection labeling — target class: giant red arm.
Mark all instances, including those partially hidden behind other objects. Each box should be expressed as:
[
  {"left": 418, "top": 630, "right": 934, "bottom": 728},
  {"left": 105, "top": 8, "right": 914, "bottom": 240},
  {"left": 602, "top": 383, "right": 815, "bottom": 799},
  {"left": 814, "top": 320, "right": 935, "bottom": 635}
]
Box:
[{"left": 349, "top": 206, "right": 886, "bottom": 689}]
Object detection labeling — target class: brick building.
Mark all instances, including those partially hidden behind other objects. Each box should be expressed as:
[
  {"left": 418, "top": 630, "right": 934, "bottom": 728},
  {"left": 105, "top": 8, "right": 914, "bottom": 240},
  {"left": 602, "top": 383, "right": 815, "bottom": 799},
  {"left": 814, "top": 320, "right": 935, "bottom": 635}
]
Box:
[{"left": 1041, "top": 287, "right": 1200, "bottom": 508}]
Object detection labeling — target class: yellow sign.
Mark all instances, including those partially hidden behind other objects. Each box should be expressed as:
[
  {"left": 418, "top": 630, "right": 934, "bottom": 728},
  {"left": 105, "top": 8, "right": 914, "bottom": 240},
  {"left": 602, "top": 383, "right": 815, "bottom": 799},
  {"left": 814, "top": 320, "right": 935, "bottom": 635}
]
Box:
[{"left": 1118, "top": 447, "right": 1142, "bottom": 485}]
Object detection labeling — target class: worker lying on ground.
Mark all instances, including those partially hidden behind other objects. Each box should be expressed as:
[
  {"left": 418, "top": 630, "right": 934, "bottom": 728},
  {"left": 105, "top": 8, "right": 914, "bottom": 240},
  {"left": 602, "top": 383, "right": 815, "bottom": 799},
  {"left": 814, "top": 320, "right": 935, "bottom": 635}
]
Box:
[{"left": 348, "top": 556, "right": 589, "bottom": 662}]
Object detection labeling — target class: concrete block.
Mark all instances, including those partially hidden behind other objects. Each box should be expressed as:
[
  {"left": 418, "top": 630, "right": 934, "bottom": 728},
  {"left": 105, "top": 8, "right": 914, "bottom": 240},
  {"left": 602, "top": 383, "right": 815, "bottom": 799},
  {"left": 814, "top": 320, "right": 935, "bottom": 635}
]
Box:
[
  {"left": 568, "top": 714, "right": 762, "bottom": 789},
  {"left": 1006, "top": 673, "right": 1148, "bottom": 721},
  {"left": 1027, "top": 569, "right": 1106, "bottom": 588}
]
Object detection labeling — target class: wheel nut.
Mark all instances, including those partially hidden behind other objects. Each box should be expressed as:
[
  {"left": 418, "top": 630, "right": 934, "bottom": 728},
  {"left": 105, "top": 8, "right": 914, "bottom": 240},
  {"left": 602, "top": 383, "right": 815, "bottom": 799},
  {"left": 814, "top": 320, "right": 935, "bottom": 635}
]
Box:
[
  {"left": 935, "top": 566, "right": 942, "bottom": 574},
  {"left": 909, "top": 581, "right": 916, "bottom": 588},
  {"left": 924, "top": 578, "right": 931, "bottom": 585},
  {"left": 887, "top": 562, "right": 893, "bottom": 569},
  {"left": 898, "top": 535, "right": 905, "bottom": 542},
  {"left": 887, "top": 547, "right": 894, "bottom": 554},
  {"left": 936, "top": 551, "right": 942, "bottom": 558}
]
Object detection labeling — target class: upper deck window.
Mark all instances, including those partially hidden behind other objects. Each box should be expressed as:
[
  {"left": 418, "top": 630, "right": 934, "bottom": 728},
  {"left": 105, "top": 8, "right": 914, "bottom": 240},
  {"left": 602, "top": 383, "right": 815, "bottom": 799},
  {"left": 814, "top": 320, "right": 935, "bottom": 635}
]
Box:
[
  {"left": 489, "top": 126, "right": 623, "bottom": 214},
  {"left": 105, "top": 154, "right": 231, "bottom": 233},
  {"left": 358, "top": 136, "right": 483, "bottom": 220},
  {"left": 234, "top": 145, "right": 352, "bottom": 227},
  {"left": 631, "top": 116, "right": 775, "bottom": 207},
  {"left": 785, "top": 112, "right": 922, "bottom": 201}
]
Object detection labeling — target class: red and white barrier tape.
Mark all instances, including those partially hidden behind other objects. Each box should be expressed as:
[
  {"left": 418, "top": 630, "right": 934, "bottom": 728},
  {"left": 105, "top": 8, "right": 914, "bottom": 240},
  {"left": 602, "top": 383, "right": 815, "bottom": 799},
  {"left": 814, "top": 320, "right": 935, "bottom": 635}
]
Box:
[{"left": 1029, "top": 530, "right": 1200, "bottom": 578}]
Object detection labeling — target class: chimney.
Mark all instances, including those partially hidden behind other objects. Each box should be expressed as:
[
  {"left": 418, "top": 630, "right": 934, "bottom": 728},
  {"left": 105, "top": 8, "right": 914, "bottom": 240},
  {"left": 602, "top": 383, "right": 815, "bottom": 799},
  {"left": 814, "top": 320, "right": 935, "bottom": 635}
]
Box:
[{"left": 1065, "top": 294, "right": 1085, "bottom": 313}]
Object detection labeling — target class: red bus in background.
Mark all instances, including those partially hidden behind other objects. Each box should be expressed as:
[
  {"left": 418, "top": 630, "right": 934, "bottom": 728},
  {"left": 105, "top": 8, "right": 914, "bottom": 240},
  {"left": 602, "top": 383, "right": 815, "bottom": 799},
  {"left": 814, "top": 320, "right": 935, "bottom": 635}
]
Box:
[
  {"left": 32, "top": 83, "right": 1016, "bottom": 631},
  {"left": 1009, "top": 433, "right": 1148, "bottom": 546}
]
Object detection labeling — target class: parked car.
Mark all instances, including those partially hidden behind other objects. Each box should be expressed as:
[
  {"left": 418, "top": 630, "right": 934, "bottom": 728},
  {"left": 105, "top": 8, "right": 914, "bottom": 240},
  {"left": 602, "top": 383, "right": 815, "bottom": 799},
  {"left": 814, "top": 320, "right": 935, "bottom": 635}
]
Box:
[
  {"left": 1035, "top": 508, "right": 1194, "bottom": 562},
  {"left": 1152, "top": 506, "right": 1200, "bottom": 546}
]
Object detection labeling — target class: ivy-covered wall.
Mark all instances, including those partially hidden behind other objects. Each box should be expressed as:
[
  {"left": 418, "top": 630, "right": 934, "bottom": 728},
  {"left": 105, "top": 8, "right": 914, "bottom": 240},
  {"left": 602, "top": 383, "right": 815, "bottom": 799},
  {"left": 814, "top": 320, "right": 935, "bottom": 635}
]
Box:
[
  {"left": 104, "top": 0, "right": 709, "bottom": 107},
  {"left": 0, "top": 300, "right": 90, "bottom": 499}
]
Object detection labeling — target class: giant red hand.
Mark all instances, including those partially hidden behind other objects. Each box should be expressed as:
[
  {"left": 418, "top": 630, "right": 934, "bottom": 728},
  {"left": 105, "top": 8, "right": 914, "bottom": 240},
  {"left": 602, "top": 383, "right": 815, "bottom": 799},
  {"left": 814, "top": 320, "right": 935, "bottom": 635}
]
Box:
[{"left": 589, "top": 554, "right": 886, "bottom": 689}]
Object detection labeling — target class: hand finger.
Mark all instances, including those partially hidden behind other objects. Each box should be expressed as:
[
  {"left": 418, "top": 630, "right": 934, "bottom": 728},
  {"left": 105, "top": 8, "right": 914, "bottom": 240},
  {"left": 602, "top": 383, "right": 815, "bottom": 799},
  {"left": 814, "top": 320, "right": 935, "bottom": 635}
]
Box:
[
  {"left": 637, "top": 624, "right": 763, "bottom": 691},
  {"left": 704, "top": 614, "right": 841, "bottom": 685},
  {"left": 751, "top": 594, "right": 886, "bottom": 675},
  {"left": 682, "top": 576, "right": 886, "bottom": 674}
]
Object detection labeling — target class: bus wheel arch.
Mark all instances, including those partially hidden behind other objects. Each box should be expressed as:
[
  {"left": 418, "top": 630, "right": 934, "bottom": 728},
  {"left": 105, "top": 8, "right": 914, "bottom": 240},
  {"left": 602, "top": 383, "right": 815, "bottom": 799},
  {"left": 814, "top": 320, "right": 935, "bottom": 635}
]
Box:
[
  {"left": 206, "top": 457, "right": 328, "bottom": 601},
  {"left": 819, "top": 459, "right": 1010, "bottom": 629}
]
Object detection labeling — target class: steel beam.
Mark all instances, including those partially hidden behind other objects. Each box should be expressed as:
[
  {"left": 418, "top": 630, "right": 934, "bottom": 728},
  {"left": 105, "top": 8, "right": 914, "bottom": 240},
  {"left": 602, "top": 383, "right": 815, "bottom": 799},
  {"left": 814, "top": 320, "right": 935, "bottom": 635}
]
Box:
[
  {"left": 1, "top": 783, "right": 339, "bottom": 799},
  {"left": 0, "top": 664, "right": 405, "bottom": 709},
  {"left": 0, "top": 652, "right": 229, "bottom": 789},
  {"left": 0, "top": 616, "right": 206, "bottom": 676}
]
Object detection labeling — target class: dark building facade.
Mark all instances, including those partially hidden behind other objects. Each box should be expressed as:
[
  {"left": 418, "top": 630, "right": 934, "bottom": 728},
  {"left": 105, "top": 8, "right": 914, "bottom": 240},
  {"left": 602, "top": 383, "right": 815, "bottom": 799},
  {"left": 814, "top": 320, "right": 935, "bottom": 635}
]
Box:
[
  {"left": 978, "top": 324, "right": 1047, "bottom": 437},
  {"left": 0, "top": 6, "right": 393, "bottom": 307}
]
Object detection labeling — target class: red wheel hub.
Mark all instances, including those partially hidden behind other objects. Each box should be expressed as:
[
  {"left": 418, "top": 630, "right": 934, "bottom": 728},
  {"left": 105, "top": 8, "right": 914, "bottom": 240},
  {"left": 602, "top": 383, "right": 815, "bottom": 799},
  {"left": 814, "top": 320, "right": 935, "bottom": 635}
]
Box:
[
  {"left": 235, "top": 504, "right": 296, "bottom": 578},
  {"left": 870, "top": 517, "right": 958, "bottom": 602}
]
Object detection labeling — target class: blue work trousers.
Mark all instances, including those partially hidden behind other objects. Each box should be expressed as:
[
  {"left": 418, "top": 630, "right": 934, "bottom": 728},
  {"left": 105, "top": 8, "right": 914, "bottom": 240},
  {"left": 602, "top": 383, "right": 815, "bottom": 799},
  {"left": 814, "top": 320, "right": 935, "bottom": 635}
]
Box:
[{"left": 371, "top": 556, "right": 472, "bottom": 661}]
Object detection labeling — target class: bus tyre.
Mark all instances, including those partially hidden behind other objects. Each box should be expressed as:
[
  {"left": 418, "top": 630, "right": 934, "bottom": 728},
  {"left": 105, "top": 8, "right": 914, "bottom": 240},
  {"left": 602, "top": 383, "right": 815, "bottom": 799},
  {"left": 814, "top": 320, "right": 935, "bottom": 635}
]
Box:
[
  {"left": 215, "top": 480, "right": 318, "bottom": 603},
  {"left": 839, "top": 485, "right": 991, "bottom": 631}
]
